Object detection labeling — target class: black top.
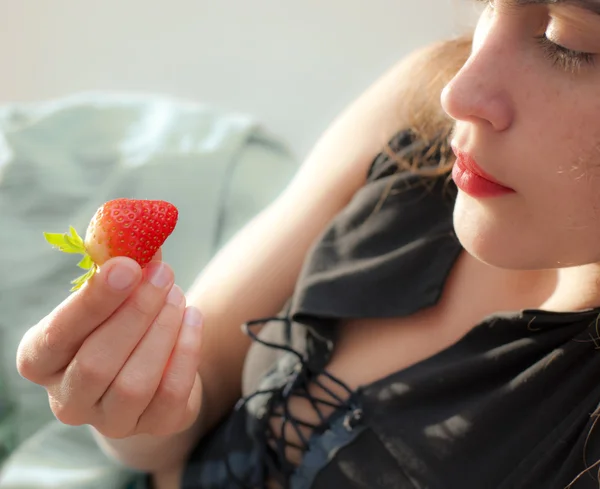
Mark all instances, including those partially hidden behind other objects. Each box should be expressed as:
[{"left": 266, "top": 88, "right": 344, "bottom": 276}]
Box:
[{"left": 179, "top": 130, "right": 600, "bottom": 489}]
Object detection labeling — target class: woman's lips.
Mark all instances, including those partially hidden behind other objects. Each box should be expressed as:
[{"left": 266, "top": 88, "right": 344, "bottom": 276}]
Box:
[{"left": 451, "top": 148, "right": 515, "bottom": 198}]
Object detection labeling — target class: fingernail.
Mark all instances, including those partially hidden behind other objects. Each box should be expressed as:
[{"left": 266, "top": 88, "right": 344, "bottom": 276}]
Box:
[
  {"left": 166, "top": 285, "right": 184, "bottom": 306},
  {"left": 183, "top": 307, "right": 203, "bottom": 328},
  {"left": 147, "top": 262, "right": 171, "bottom": 289},
  {"left": 107, "top": 264, "right": 137, "bottom": 290}
]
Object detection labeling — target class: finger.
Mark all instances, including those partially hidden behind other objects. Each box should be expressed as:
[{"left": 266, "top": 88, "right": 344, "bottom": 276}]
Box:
[
  {"left": 56, "top": 261, "right": 175, "bottom": 415},
  {"left": 98, "top": 285, "right": 186, "bottom": 436},
  {"left": 137, "top": 306, "right": 203, "bottom": 436},
  {"left": 16, "top": 257, "right": 142, "bottom": 384},
  {"left": 141, "top": 251, "right": 163, "bottom": 282}
]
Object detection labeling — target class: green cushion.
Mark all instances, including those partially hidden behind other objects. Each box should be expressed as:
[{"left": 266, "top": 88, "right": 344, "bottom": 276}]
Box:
[{"left": 0, "top": 92, "right": 298, "bottom": 486}]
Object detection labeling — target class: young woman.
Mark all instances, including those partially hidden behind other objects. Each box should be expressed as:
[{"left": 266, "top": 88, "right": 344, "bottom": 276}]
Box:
[{"left": 16, "top": 1, "right": 600, "bottom": 487}]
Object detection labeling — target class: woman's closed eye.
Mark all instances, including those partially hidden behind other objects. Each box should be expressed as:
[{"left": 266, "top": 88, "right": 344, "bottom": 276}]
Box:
[
  {"left": 535, "top": 34, "right": 595, "bottom": 72},
  {"left": 473, "top": 0, "right": 597, "bottom": 73}
]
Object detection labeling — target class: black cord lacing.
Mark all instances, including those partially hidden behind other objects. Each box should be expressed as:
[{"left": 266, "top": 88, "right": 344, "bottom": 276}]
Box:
[{"left": 223, "top": 314, "right": 363, "bottom": 489}]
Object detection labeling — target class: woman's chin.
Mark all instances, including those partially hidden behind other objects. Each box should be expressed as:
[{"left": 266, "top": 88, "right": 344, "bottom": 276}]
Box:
[
  {"left": 452, "top": 196, "right": 535, "bottom": 270},
  {"left": 455, "top": 232, "right": 520, "bottom": 270}
]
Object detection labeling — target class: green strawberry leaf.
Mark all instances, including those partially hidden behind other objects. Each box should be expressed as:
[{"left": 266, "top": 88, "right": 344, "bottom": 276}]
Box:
[
  {"left": 44, "top": 233, "right": 80, "bottom": 254},
  {"left": 70, "top": 266, "right": 97, "bottom": 292},
  {"left": 65, "top": 235, "right": 86, "bottom": 253},
  {"left": 44, "top": 228, "right": 86, "bottom": 254},
  {"left": 77, "top": 255, "right": 94, "bottom": 270},
  {"left": 69, "top": 225, "right": 82, "bottom": 242},
  {"left": 43, "top": 232, "right": 69, "bottom": 247}
]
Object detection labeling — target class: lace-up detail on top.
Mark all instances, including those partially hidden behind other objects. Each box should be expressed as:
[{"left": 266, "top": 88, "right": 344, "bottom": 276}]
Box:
[{"left": 224, "top": 314, "right": 363, "bottom": 489}]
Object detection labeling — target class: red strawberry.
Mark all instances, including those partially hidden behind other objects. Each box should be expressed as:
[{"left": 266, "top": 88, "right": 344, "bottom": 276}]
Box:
[{"left": 44, "top": 199, "right": 178, "bottom": 291}]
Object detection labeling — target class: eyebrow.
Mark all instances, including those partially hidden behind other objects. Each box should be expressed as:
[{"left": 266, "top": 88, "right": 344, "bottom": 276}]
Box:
[{"left": 516, "top": 0, "right": 600, "bottom": 15}]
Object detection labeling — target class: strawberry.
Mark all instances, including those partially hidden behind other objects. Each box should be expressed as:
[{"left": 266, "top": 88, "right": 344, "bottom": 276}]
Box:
[{"left": 44, "top": 199, "right": 178, "bottom": 291}]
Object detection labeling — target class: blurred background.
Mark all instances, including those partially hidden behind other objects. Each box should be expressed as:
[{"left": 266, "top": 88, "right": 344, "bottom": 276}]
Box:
[
  {"left": 0, "top": 0, "right": 481, "bottom": 159},
  {"left": 0, "top": 2, "right": 481, "bottom": 487}
]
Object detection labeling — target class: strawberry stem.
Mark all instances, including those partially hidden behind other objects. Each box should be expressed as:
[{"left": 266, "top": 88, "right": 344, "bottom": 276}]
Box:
[
  {"left": 70, "top": 266, "right": 98, "bottom": 291},
  {"left": 44, "top": 226, "right": 97, "bottom": 291}
]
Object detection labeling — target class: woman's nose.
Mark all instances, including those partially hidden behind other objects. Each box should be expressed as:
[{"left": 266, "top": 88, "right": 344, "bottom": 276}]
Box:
[{"left": 441, "top": 31, "right": 514, "bottom": 133}]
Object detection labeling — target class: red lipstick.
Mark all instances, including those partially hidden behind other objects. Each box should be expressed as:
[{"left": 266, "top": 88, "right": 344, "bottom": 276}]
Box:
[{"left": 451, "top": 148, "right": 515, "bottom": 198}]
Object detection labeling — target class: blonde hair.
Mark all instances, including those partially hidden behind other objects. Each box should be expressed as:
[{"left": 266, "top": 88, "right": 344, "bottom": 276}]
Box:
[{"left": 386, "top": 34, "right": 473, "bottom": 177}]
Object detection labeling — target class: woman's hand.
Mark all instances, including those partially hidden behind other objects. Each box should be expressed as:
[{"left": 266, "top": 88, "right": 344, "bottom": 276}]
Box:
[{"left": 16, "top": 255, "right": 204, "bottom": 439}]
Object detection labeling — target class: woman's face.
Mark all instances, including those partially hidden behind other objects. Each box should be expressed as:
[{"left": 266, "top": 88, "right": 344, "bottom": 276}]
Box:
[{"left": 441, "top": 0, "right": 600, "bottom": 270}]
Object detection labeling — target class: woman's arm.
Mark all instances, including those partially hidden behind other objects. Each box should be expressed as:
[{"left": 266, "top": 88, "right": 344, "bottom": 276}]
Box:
[{"left": 93, "top": 41, "right": 447, "bottom": 473}]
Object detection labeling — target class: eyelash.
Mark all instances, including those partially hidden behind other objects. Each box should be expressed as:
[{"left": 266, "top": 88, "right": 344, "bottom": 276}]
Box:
[
  {"left": 474, "top": 0, "right": 596, "bottom": 73},
  {"left": 535, "top": 35, "right": 595, "bottom": 72}
]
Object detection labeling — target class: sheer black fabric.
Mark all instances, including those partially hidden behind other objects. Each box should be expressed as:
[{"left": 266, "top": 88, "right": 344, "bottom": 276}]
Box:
[{"left": 178, "top": 130, "right": 600, "bottom": 489}]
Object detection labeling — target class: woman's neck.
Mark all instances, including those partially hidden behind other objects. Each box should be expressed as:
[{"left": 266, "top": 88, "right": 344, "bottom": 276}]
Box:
[{"left": 539, "top": 263, "right": 600, "bottom": 313}]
